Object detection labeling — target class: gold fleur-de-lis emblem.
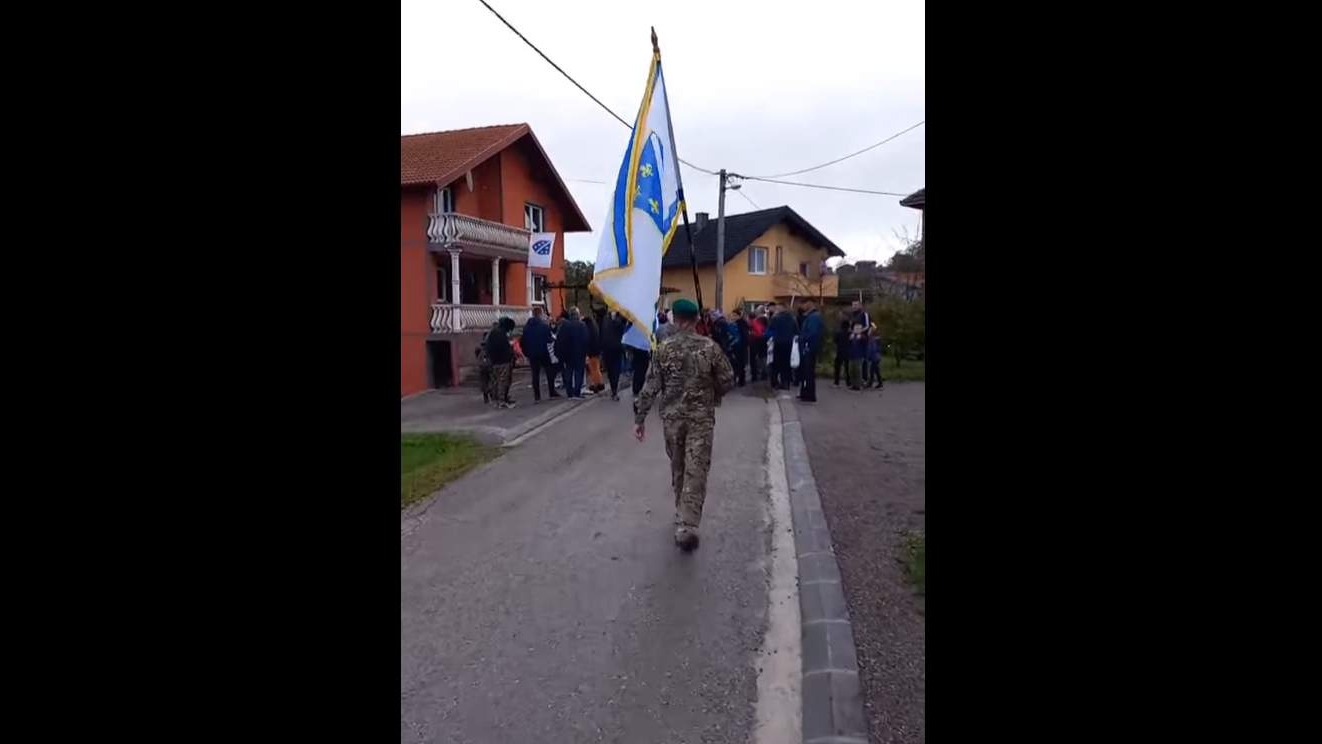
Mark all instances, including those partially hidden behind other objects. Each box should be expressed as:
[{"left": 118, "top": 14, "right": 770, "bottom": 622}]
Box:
[
  {"left": 648, "top": 198, "right": 660, "bottom": 214},
  {"left": 639, "top": 163, "right": 654, "bottom": 178}
]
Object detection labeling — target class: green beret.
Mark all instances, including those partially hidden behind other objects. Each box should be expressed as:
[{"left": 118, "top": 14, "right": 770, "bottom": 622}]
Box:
[{"left": 671, "top": 299, "right": 699, "bottom": 317}]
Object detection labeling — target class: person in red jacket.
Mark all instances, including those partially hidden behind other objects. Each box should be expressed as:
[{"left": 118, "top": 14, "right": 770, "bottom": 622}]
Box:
[{"left": 748, "top": 307, "right": 769, "bottom": 382}]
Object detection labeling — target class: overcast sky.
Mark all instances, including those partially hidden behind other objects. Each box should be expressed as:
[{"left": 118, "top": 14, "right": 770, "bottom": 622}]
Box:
[{"left": 402, "top": 0, "right": 924, "bottom": 266}]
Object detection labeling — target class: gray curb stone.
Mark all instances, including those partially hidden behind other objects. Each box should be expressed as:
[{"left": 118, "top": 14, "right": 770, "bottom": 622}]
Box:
[{"left": 778, "top": 396, "right": 868, "bottom": 743}]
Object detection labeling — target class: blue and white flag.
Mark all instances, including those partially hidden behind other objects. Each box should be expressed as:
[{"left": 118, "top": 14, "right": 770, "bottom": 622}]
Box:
[
  {"left": 589, "top": 46, "right": 685, "bottom": 351},
  {"left": 528, "top": 231, "right": 554, "bottom": 269}
]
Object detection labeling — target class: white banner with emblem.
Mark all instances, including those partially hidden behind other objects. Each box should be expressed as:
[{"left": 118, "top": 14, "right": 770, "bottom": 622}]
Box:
[{"left": 528, "top": 232, "right": 555, "bottom": 269}]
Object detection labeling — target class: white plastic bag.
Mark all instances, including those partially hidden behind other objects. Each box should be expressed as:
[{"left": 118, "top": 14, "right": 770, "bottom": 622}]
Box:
[{"left": 789, "top": 335, "right": 801, "bottom": 369}]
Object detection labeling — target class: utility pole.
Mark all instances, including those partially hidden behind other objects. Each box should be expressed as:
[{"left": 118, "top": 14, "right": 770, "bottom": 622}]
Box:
[{"left": 715, "top": 169, "right": 728, "bottom": 312}]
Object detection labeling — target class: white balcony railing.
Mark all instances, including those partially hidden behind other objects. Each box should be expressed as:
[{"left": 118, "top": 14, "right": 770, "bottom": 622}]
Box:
[
  {"left": 430, "top": 303, "right": 533, "bottom": 334},
  {"left": 427, "top": 212, "right": 530, "bottom": 259}
]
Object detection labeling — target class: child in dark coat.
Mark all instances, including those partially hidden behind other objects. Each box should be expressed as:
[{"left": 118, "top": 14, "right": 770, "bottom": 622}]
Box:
[{"left": 866, "top": 325, "right": 884, "bottom": 389}]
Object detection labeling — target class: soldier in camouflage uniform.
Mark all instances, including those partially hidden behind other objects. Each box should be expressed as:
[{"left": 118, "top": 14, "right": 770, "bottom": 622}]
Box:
[{"left": 634, "top": 299, "right": 736, "bottom": 551}]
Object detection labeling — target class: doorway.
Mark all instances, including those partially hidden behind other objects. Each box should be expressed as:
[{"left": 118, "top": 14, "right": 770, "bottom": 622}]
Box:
[{"left": 427, "top": 340, "right": 452, "bottom": 388}]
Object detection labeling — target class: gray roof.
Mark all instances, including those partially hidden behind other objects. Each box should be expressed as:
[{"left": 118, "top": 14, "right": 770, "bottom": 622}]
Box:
[{"left": 661, "top": 205, "right": 844, "bottom": 269}]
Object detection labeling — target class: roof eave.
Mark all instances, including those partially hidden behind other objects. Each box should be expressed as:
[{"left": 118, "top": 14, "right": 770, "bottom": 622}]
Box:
[
  {"left": 400, "top": 124, "right": 530, "bottom": 191},
  {"left": 899, "top": 189, "right": 925, "bottom": 209},
  {"left": 519, "top": 128, "right": 593, "bottom": 233},
  {"left": 399, "top": 124, "right": 593, "bottom": 233},
  {"left": 780, "top": 206, "right": 846, "bottom": 258}
]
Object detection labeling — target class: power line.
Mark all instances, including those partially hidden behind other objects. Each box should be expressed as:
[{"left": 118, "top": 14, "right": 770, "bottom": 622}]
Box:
[
  {"left": 732, "top": 174, "right": 911, "bottom": 197},
  {"left": 474, "top": 0, "right": 627, "bottom": 127},
  {"left": 743, "top": 120, "right": 925, "bottom": 179},
  {"left": 732, "top": 187, "right": 761, "bottom": 210},
  {"left": 474, "top": 0, "right": 718, "bottom": 176}
]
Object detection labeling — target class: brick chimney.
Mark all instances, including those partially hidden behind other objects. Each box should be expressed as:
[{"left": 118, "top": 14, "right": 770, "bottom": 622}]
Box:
[{"left": 694, "top": 212, "right": 709, "bottom": 231}]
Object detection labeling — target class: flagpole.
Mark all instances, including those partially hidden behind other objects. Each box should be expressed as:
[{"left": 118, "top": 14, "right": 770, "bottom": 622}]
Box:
[{"left": 652, "top": 27, "right": 704, "bottom": 314}]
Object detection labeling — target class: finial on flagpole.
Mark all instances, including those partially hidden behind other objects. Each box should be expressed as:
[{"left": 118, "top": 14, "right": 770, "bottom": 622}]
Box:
[{"left": 651, "top": 27, "right": 659, "bottom": 54}]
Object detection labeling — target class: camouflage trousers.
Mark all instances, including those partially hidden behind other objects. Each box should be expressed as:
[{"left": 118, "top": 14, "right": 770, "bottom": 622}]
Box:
[
  {"left": 662, "top": 415, "right": 715, "bottom": 529},
  {"left": 490, "top": 362, "right": 512, "bottom": 402}
]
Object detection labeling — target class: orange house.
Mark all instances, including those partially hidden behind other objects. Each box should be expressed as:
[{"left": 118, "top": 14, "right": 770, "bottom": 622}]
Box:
[{"left": 401, "top": 124, "right": 591, "bottom": 396}]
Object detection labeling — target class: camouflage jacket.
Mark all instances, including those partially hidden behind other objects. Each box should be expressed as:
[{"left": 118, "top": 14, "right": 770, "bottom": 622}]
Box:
[{"left": 635, "top": 328, "right": 736, "bottom": 425}]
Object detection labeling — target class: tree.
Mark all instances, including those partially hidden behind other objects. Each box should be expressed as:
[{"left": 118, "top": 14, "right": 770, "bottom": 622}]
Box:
[
  {"left": 885, "top": 226, "right": 924, "bottom": 274},
  {"left": 864, "top": 293, "right": 925, "bottom": 367},
  {"left": 562, "top": 260, "right": 597, "bottom": 314},
  {"left": 887, "top": 251, "right": 923, "bottom": 274}
]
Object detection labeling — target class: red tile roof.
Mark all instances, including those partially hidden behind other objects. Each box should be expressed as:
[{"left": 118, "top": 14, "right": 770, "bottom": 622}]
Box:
[
  {"left": 400, "top": 123, "right": 590, "bottom": 232},
  {"left": 400, "top": 124, "right": 527, "bottom": 187}
]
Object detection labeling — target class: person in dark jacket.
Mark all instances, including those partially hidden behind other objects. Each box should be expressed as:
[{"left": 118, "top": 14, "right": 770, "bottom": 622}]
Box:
[
  {"left": 629, "top": 322, "right": 651, "bottom": 407},
  {"left": 599, "top": 310, "right": 626, "bottom": 401},
  {"left": 554, "top": 308, "right": 590, "bottom": 398},
  {"left": 632, "top": 309, "right": 669, "bottom": 408},
  {"left": 797, "top": 299, "right": 825, "bottom": 402},
  {"left": 485, "top": 317, "right": 518, "bottom": 408},
  {"left": 584, "top": 312, "right": 604, "bottom": 394},
  {"left": 521, "top": 307, "right": 559, "bottom": 403},
  {"left": 769, "top": 303, "right": 799, "bottom": 390},
  {"left": 833, "top": 318, "right": 852, "bottom": 387},
  {"left": 710, "top": 311, "right": 730, "bottom": 354},
  {"left": 849, "top": 299, "right": 871, "bottom": 333},
  {"left": 730, "top": 307, "right": 749, "bottom": 387},
  {"left": 654, "top": 309, "right": 677, "bottom": 342},
  {"left": 476, "top": 326, "right": 495, "bottom": 405},
  {"left": 847, "top": 322, "right": 868, "bottom": 391}
]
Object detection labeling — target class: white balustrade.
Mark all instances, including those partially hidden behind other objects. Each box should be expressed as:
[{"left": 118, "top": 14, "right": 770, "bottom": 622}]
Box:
[
  {"left": 429, "top": 303, "right": 455, "bottom": 334},
  {"left": 430, "top": 303, "right": 532, "bottom": 333},
  {"left": 427, "top": 212, "right": 530, "bottom": 255}
]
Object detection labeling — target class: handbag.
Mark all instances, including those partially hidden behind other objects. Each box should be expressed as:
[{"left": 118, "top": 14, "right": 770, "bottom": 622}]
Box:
[{"left": 789, "top": 335, "right": 801, "bottom": 369}]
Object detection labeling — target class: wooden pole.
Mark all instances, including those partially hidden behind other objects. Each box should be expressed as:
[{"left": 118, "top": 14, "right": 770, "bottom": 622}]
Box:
[{"left": 653, "top": 26, "right": 702, "bottom": 314}]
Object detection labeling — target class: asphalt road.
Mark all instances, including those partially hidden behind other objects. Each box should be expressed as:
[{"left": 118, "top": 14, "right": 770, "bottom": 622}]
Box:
[{"left": 401, "top": 389, "right": 774, "bottom": 743}]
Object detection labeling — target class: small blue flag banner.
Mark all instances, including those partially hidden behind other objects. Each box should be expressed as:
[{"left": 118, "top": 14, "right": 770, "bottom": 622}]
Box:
[{"left": 528, "top": 232, "right": 555, "bottom": 269}]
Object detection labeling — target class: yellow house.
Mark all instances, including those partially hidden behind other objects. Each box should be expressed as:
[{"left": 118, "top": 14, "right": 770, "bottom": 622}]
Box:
[{"left": 660, "top": 206, "right": 844, "bottom": 314}]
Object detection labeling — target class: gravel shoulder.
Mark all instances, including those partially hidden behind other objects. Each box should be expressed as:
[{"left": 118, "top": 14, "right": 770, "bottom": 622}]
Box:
[{"left": 795, "top": 382, "right": 925, "bottom": 744}]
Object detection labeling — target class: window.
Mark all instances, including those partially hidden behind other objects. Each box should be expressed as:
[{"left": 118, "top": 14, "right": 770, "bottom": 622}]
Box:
[
  {"left": 434, "top": 187, "right": 453, "bottom": 214},
  {"left": 747, "top": 246, "right": 767, "bottom": 275},
  {"left": 435, "top": 263, "right": 448, "bottom": 302},
  {"left": 799, "top": 262, "right": 809, "bottom": 277},
  {"left": 775, "top": 245, "right": 784, "bottom": 273},
  {"left": 533, "top": 274, "right": 548, "bottom": 304},
  {"left": 524, "top": 203, "right": 544, "bottom": 232}
]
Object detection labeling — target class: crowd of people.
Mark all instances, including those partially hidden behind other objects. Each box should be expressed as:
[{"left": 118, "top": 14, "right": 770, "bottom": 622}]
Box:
[
  {"left": 477, "top": 304, "right": 630, "bottom": 408},
  {"left": 476, "top": 298, "right": 884, "bottom": 408}
]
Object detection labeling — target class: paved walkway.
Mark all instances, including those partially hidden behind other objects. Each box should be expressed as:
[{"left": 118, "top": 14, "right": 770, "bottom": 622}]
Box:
[
  {"left": 401, "top": 384, "right": 593, "bottom": 445},
  {"left": 401, "top": 388, "right": 778, "bottom": 743}
]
